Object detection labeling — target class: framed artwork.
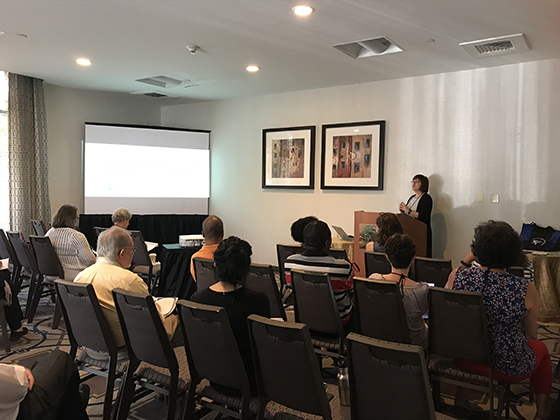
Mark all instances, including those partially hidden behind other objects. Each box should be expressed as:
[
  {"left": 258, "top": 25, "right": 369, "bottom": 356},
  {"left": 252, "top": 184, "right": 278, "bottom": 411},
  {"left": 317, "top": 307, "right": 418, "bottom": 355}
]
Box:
[
  {"left": 262, "top": 125, "right": 315, "bottom": 189},
  {"left": 321, "top": 120, "right": 385, "bottom": 190}
]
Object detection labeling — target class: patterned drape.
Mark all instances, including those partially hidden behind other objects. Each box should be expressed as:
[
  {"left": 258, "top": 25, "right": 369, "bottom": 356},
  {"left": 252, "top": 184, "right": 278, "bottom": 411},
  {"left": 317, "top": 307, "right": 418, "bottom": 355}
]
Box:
[{"left": 8, "top": 73, "right": 51, "bottom": 235}]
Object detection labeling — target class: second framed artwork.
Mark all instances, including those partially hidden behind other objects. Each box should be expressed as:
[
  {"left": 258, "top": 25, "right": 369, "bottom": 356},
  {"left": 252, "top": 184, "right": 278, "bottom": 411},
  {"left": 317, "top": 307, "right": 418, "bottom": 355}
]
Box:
[
  {"left": 262, "top": 125, "right": 315, "bottom": 189},
  {"left": 321, "top": 120, "right": 385, "bottom": 190}
]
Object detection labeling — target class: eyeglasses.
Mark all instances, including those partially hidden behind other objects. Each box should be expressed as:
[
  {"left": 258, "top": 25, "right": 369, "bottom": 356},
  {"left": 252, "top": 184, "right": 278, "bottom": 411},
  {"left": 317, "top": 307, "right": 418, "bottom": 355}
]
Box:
[
  {"left": 411, "top": 180, "right": 421, "bottom": 184},
  {"left": 122, "top": 246, "right": 136, "bottom": 253}
]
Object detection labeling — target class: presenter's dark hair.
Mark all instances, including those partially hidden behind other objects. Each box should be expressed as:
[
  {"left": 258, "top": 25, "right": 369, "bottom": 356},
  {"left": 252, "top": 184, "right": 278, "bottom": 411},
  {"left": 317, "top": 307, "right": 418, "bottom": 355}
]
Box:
[
  {"left": 376, "top": 213, "right": 404, "bottom": 245},
  {"left": 52, "top": 204, "right": 79, "bottom": 228},
  {"left": 413, "top": 174, "right": 429, "bottom": 193},
  {"left": 303, "top": 220, "right": 331, "bottom": 249},
  {"left": 213, "top": 236, "right": 252, "bottom": 285},
  {"left": 291, "top": 215, "right": 318, "bottom": 243},
  {"left": 385, "top": 234, "right": 416, "bottom": 269},
  {"left": 471, "top": 220, "right": 523, "bottom": 269}
]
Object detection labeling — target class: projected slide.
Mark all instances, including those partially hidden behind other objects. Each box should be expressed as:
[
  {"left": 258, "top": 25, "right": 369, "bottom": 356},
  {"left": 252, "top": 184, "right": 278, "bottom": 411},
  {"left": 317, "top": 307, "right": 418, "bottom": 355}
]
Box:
[
  {"left": 84, "top": 143, "right": 209, "bottom": 198},
  {"left": 84, "top": 123, "right": 210, "bottom": 214}
]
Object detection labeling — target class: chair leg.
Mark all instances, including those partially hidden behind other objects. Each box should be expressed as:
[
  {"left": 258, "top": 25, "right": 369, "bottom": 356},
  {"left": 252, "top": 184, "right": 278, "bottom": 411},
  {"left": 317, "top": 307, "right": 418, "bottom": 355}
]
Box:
[
  {"left": 0, "top": 304, "right": 11, "bottom": 353},
  {"left": 52, "top": 300, "right": 62, "bottom": 330},
  {"left": 114, "top": 363, "right": 138, "bottom": 420},
  {"left": 103, "top": 367, "right": 117, "bottom": 420},
  {"left": 25, "top": 272, "right": 38, "bottom": 318},
  {"left": 26, "top": 274, "right": 44, "bottom": 322}
]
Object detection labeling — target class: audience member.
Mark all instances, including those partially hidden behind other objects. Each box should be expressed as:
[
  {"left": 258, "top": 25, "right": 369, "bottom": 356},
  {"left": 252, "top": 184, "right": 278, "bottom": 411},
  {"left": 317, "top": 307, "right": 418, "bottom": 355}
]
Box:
[
  {"left": 74, "top": 227, "right": 178, "bottom": 359},
  {"left": 112, "top": 208, "right": 132, "bottom": 229},
  {"left": 285, "top": 220, "right": 354, "bottom": 325},
  {"left": 190, "top": 236, "right": 270, "bottom": 396},
  {"left": 290, "top": 215, "right": 318, "bottom": 243},
  {"left": 0, "top": 349, "right": 89, "bottom": 420},
  {"left": 190, "top": 215, "right": 224, "bottom": 280},
  {"left": 1, "top": 268, "right": 28, "bottom": 342},
  {"left": 368, "top": 233, "right": 428, "bottom": 348},
  {"left": 365, "top": 212, "right": 404, "bottom": 253},
  {"left": 46, "top": 205, "right": 96, "bottom": 280},
  {"left": 446, "top": 220, "right": 551, "bottom": 420}
]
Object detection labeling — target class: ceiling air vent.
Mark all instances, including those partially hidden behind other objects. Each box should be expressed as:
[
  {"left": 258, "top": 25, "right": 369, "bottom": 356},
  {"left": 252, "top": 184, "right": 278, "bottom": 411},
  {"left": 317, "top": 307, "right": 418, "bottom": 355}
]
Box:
[
  {"left": 136, "top": 75, "right": 183, "bottom": 88},
  {"left": 333, "top": 36, "right": 405, "bottom": 59},
  {"left": 130, "top": 90, "right": 178, "bottom": 98},
  {"left": 460, "top": 33, "right": 529, "bottom": 58},
  {"left": 143, "top": 92, "right": 168, "bottom": 98}
]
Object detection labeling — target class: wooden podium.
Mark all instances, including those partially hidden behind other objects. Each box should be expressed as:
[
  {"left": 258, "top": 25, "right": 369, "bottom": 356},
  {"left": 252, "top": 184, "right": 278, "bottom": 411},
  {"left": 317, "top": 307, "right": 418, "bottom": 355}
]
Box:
[{"left": 353, "top": 211, "right": 427, "bottom": 274}]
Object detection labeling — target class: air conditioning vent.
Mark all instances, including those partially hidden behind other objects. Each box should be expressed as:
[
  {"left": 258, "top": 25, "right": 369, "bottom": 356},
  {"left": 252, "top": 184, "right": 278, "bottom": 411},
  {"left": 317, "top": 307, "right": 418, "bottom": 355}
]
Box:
[
  {"left": 143, "top": 92, "right": 167, "bottom": 98},
  {"left": 460, "top": 33, "right": 529, "bottom": 58},
  {"left": 334, "top": 36, "right": 405, "bottom": 59},
  {"left": 136, "top": 75, "right": 183, "bottom": 88}
]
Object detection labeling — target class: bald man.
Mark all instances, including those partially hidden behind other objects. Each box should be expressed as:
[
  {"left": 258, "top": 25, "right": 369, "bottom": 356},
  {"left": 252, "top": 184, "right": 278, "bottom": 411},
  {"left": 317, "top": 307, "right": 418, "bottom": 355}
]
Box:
[{"left": 190, "top": 215, "right": 224, "bottom": 281}]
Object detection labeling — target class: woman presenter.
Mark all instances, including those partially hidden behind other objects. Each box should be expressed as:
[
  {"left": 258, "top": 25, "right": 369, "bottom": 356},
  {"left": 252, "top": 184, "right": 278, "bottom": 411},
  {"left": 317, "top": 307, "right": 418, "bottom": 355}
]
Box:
[{"left": 398, "top": 174, "right": 433, "bottom": 257}]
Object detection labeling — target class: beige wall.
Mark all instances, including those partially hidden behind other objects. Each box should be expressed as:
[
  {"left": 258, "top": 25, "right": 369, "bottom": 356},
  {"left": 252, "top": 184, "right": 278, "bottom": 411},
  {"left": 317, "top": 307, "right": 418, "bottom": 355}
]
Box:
[
  {"left": 44, "top": 85, "right": 162, "bottom": 215},
  {"left": 160, "top": 58, "right": 560, "bottom": 267}
]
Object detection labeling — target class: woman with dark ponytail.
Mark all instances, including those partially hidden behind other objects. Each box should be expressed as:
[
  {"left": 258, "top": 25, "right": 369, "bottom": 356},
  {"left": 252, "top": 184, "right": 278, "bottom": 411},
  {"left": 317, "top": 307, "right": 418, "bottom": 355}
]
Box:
[{"left": 190, "top": 236, "right": 270, "bottom": 396}]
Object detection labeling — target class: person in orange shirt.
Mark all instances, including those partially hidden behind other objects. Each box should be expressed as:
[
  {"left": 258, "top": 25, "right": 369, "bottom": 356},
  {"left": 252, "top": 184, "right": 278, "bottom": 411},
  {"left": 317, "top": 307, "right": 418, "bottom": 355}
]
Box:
[{"left": 190, "top": 215, "right": 224, "bottom": 281}]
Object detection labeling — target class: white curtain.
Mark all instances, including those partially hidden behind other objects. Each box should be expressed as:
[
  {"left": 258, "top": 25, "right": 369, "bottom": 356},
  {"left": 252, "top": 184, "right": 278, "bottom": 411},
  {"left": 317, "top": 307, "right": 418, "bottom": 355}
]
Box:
[{"left": 8, "top": 73, "right": 51, "bottom": 235}]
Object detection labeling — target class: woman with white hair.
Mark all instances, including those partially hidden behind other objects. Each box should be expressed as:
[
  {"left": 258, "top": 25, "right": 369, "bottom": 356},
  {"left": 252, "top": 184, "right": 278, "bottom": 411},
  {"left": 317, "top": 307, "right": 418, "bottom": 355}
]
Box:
[{"left": 112, "top": 208, "right": 132, "bottom": 229}]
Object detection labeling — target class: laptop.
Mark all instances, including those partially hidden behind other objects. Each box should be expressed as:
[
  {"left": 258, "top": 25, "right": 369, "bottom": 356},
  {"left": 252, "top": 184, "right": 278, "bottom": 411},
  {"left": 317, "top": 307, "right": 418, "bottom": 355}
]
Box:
[{"left": 332, "top": 225, "right": 353, "bottom": 242}]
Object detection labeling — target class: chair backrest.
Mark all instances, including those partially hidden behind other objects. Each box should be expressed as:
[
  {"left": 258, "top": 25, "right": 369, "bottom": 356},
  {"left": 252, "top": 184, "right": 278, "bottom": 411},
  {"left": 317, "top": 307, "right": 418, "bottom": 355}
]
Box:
[
  {"left": 276, "top": 243, "right": 303, "bottom": 289},
  {"left": 428, "top": 287, "right": 491, "bottom": 364},
  {"left": 177, "top": 300, "right": 250, "bottom": 396},
  {"left": 31, "top": 220, "right": 47, "bottom": 236},
  {"left": 193, "top": 257, "right": 217, "bottom": 291},
  {"left": 328, "top": 248, "right": 348, "bottom": 261},
  {"left": 129, "top": 230, "right": 152, "bottom": 267},
  {"left": 245, "top": 263, "right": 286, "bottom": 321},
  {"left": 414, "top": 257, "right": 452, "bottom": 288},
  {"left": 7, "top": 231, "right": 38, "bottom": 272},
  {"left": 506, "top": 265, "right": 524, "bottom": 278},
  {"left": 353, "top": 277, "right": 411, "bottom": 344},
  {"left": 290, "top": 269, "right": 345, "bottom": 338},
  {"left": 30, "top": 236, "right": 65, "bottom": 279},
  {"left": 94, "top": 226, "right": 108, "bottom": 240},
  {"left": 0, "top": 229, "right": 19, "bottom": 266},
  {"left": 55, "top": 279, "right": 118, "bottom": 357},
  {"left": 248, "top": 315, "right": 332, "bottom": 420},
  {"left": 347, "top": 333, "right": 436, "bottom": 420},
  {"left": 364, "top": 251, "right": 391, "bottom": 277},
  {"left": 112, "top": 288, "right": 177, "bottom": 371}
]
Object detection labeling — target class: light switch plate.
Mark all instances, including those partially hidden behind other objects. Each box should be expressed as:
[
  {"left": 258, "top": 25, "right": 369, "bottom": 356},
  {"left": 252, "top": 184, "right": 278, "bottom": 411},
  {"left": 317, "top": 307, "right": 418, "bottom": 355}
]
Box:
[
  {"left": 477, "top": 193, "right": 484, "bottom": 203},
  {"left": 490, "top": 193, "right": 500, "bottom": 203}
]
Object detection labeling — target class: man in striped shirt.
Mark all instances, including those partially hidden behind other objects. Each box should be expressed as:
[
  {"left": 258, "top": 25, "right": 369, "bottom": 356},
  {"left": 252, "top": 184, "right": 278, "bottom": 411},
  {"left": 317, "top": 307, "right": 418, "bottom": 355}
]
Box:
[{"left": 284, "top": 220, "right": 354, "bottom": 324}]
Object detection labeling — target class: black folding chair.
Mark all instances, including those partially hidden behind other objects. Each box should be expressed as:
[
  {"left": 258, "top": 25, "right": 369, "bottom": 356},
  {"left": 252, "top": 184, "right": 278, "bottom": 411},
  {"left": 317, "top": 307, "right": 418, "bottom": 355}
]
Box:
[
  {"left": 245, "top": 263, "right": 286, "bottom": 321},
  {"left": 364, "top": 251, "right": 391, "bottom": 277},
  {"left": 347, "top": 333, "right": 454, "bottom": 420},
  {"left": 7, "top": 231, "right": 40, "bottom": 320},
  {"left": 248, "top": 315, "right": 332, "bottom": 420},
  {"left": 29, "top": 236, "right": 64, "bottom": 329},
  {"left": 31, "top": 220, "right": 47, "bottom": 236},
  {"left": 178, "top": 300, "right": 254, "bottom": 420},
  {"left": 55, "top": 280, "right": 126, "bottom": 420},
  {"left": 193, "top": 257, "right": 217, "bottom": 291},
  {"left": 353, "top": 277, "right": 411, "bottom": 344},
  {"left": 129, "top": 230, "right": 160, "bottom": 292},
  {"left": 0, "top": 229, "right": 24, "bottom": 291},
  {"left": 112, "top": 288, "right": 190, "bottom": 420},
  {"left": 414, "top": 256, "right": 452, "bottom": 288},
  {"left": 276, "top": 243, "right": 303, "bottom": 303}
]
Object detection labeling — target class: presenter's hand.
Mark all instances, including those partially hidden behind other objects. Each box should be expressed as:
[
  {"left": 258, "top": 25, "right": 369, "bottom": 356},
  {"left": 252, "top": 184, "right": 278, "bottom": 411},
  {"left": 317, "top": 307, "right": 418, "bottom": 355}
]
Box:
[{"left": 398, "top": 202, "right": 409, "bottom": 213}]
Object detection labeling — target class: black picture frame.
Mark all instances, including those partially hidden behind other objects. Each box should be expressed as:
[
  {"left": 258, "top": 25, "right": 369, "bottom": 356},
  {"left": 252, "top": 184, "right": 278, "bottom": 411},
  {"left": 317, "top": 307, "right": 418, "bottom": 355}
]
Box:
[
  {"left": 262, "top": 125, "right": 315, "bottom": 189},
  {"left": 321, "top": 120, "right": 385, "bottom": 190}
]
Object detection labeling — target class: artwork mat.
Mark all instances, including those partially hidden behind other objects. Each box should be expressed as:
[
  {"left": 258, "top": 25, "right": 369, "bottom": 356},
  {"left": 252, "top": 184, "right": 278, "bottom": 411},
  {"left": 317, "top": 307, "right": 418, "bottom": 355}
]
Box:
[
  {"left": 262, "top": 125, "right": 315, "bottom": 189},
  {"left": 321, "top": 120, "right": 385, "bottom": 190}
]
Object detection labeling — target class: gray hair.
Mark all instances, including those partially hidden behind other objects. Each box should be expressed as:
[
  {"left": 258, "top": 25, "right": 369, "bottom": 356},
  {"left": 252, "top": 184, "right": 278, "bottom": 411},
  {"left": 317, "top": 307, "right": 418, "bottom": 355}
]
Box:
[
  {"left": 112, "top": 208, "right": 132, "bottom": 225},
  {"left": 97, "top": 227, "right": 132, "bottom": 261}
]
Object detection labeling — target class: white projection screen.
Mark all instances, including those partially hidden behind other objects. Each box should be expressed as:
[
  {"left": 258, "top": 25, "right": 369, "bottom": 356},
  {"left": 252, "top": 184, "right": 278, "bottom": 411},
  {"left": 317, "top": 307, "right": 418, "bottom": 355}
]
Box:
[{"left": 84, "top": 123, "right": 210, "bottom": 214}]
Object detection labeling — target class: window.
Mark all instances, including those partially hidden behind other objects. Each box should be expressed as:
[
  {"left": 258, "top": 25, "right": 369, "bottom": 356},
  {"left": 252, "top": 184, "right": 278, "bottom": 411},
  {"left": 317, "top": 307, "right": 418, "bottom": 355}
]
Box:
[{"left": 0, "top": 71, "right": 8, "bottom": 229}]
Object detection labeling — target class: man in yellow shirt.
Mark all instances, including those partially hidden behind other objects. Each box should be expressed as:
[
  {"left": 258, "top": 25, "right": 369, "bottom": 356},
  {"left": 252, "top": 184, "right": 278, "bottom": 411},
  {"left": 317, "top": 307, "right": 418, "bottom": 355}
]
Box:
[{"left": 74, "top": 227, "right": 177, "bottom": 358}]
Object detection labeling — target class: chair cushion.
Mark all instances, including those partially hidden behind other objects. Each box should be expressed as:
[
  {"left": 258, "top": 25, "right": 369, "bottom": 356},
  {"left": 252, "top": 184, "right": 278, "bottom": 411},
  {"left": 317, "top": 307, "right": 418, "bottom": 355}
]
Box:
[
  {"left": 196, "top": 379, "right": 259, "bottom": 410},
  {"left": 428, "top": 355, "right": 493, "bottom": 384},
  {"left": 310, "top": 337, "right": 340, "bottom": 352},
  {"left": 76, "top": 349, "right": 128, "bottom": 374},
  {"left": 134, "top": 346, "right": 191, "bottom": 391}
]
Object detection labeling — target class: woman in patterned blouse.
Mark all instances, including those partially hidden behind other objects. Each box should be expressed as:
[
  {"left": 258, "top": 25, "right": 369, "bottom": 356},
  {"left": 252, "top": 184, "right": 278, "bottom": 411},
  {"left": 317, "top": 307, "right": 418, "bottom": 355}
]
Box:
[{"left": 446, "top": 220, "right": 551, "bottom": 420}]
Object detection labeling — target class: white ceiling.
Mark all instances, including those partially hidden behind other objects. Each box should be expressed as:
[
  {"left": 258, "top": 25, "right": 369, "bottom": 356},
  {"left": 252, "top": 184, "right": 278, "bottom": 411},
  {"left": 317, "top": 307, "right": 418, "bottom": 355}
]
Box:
[{"left": 1, "top": 1, "right": 559, "bottom": 104}]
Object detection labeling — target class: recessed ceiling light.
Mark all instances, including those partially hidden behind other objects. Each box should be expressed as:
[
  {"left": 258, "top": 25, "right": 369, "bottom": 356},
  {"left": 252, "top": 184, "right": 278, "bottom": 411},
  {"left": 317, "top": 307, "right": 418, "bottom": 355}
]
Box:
[
  {"left": 292, "top": 5, "right": 314, "bottom": 16},
  {"left": 0, "top": 32, "right": 5, "bottom": 37},
  {"left": 16, "top": 33, "right": 28, "bottom": 38},
  {"left": 246, "top": 65, "right": 260, "bottom": 72},
  {"left": 425, "top": 38, "right": 435, "bottom": 43},
  {"left": 76, "top": 58, "right": 92, "bottom": 66}
]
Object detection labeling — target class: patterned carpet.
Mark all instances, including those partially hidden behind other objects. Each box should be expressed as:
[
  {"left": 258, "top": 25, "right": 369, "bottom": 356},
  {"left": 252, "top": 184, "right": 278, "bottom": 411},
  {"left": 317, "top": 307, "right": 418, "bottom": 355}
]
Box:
[{"left": 2, "top": 294, "right": 559, "bottom": 420}]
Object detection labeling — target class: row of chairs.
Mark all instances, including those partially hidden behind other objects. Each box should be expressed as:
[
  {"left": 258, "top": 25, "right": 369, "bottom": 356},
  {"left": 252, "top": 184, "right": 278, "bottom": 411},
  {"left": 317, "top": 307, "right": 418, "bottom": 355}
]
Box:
[
  {"left": 291, "top": 269, "right": 519, "bottom": 419},
  {"left": 55, "top": 278, "right": 451, "bottom": 420}
]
